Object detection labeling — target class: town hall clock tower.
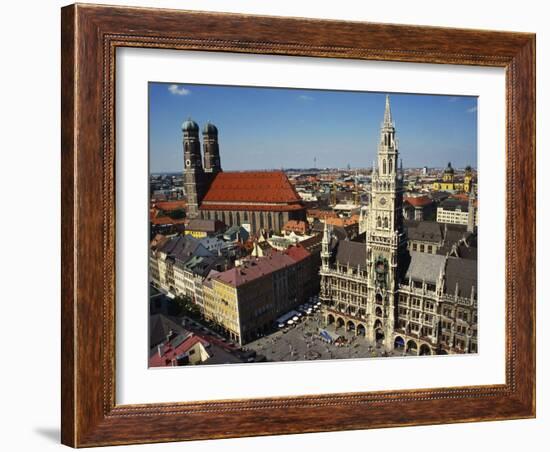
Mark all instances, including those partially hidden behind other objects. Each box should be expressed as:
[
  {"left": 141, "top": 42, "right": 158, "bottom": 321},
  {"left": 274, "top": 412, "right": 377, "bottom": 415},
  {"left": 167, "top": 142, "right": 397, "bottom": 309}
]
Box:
[{"left": 365, "top": 95, "right": 407, "bottom": 350}]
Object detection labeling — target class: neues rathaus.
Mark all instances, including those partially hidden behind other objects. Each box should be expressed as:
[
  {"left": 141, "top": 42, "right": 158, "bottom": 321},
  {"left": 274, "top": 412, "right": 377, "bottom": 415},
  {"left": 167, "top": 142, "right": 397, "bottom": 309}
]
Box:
[{"left": 320, "top": 96, "right": 478, "bottom": 356}]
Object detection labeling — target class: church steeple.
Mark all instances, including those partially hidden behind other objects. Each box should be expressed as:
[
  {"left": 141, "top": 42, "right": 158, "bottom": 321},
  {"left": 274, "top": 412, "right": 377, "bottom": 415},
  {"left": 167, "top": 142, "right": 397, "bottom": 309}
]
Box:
[
  {"left": 203, "top": 121, "right": 222, "bottom": 174},
  {"left": 377, "top": 95, "right": 399, "bottom": 177},
  {"left": 383, "top": 94, "right": 393, "bottom": 127},
  {"left": 365, "top": 95, "right": 406, "bottom": 351},
  {"left": 182, "top": 117, "right": 205, "bottom": 218},
  {"left": 321, "top": 222, "right": 332, "bottom": 270}
]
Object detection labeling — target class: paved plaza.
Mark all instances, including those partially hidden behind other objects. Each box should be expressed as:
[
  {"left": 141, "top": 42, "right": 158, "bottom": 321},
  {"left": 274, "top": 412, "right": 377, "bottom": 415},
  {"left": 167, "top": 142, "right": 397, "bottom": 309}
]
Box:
[{"left": 244, "top": 311, "right": 411, "bottom": 362}]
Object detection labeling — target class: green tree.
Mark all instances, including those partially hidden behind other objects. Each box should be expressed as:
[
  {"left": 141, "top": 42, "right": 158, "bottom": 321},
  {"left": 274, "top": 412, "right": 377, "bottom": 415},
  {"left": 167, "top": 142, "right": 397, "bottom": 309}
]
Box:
[{"left": 173, "top": 295, "right": 200, "bottom": 318}]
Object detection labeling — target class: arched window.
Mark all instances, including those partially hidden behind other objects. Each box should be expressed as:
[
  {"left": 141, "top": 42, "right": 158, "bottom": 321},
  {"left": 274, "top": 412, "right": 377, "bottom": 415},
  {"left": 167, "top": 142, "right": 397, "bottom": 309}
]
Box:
[
  {"left": 259, "top": 212, "right": 264, "bottom": 229},
  {"left": 236, "top": 212, "right": 241, "bottom": 226},
  {"left": 383, "top": 217, "right": 389, "bottom": 228},
  {"left": 377, "top": 216, "right": 382, "bottom": 228},
  {"left": 382, "top": 159, "right": 387, "bottom": 174},
  {"left": 268, "top": 214, "right": 273, "bottom": 231},
  {"left": 388, "top": 158, "right": 393, "bottom": 174}
]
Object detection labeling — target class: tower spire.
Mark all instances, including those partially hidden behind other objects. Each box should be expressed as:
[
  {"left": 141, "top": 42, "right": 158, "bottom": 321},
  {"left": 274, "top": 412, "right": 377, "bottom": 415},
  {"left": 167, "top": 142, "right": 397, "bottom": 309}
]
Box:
[{"left": 383, "top": 94, "right": 393, "bottom": 127}]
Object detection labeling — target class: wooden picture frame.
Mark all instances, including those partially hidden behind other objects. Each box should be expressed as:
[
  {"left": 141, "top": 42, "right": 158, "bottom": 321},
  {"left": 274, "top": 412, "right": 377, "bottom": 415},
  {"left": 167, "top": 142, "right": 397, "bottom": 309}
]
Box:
[{"left": 61, "top": 3, "right": 536, "bottom": 447}]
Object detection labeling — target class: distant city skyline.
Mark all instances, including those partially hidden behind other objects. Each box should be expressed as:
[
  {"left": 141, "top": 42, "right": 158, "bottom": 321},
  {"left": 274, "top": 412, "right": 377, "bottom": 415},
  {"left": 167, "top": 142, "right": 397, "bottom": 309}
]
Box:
[{"left": 149, "top": 83, "right": 477, "bottom": 173}]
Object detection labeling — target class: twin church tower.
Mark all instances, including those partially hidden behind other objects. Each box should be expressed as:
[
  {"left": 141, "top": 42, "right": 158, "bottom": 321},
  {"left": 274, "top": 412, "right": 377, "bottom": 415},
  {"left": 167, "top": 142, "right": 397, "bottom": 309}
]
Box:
[
  {"left": 182, "top": 119, "right": 222, "bottom": 217},
  {"left": 181, "top": 118, "right": 307, "bottom": 231}
]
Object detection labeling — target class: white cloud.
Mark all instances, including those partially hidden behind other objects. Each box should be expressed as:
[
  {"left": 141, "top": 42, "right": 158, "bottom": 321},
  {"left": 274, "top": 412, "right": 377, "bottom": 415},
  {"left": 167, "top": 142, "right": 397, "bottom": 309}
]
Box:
[
  {"left": 466, "top": 106, "right": 477, "bottom": 113},
  {"left": 168, "top": 84, "right": 191, "bottom": 96},
  {"left": 298, "top": 94, "right": 314, "bottom": 101}
]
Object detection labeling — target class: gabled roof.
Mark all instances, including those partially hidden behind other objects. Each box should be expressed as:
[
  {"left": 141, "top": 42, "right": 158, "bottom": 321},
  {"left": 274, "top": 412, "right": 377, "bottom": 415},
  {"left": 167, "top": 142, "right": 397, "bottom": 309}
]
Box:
[
  {"left": 150, "top": 234, "right": 170, "bottom": 250},
  {"left": 212, "top": 252, "right": 296, "bottom": 288},
  {"left": 201, "top": 171, "right": 303, "bottom": 204},
  {"left": 324, "top": 216, "right": 358, "bottom": 227},
  {"left": 186, "top": 218, "right": 225, "bottom": 232},
  {"left": 283, "top": 220, "right": 308, "bottom": 234},
  {"left": 285, "top": 244, "right": 310, "bottom": 263},
  {"left": 307, "top": 209, "right": 338, "bottom": 220},
  {"left": 404, "top": 195, "right": 434, "bottom": 207},
  {"left": 199, "top": 236, "right": 230, "bottom": 249},
  {"left": 405, "top": 252, "right": 446, "bottom": 285},
  {"left": 334, "top": 240, "right": 366, "bottom": 269},
  {"left": 150, "top": 216, "right": 186, "bottom": 226},
  {"left": 183, "top": 254, "right": 227, "bottom": 277},
  {"left": 223, "top": 225, "right": 250, "bottom": 241},
  {"left": 149, "top": 334, "right": 211, "bottom": 367},
  {"left": 158, "top": 235, "right": 213, "bottom": 263},
  {"left": 405, "top": 220, "right": 443, "bottom": 243},
  {"left": 439, "top": 198, "right": 469, "bottom": 212},
  {"left": 299, "top": 233, "right": 323, "bottom": 253},
  {"left": 149, "top": 314, "right": 189, "bottom": 348},
  {"left": 199, "top": 203, "right": 305, "bottom": 212},
  {"left": 154, "top": 200, "right": 187, "bottom": 211},
  {"left": 444, "top": 257, "right": 477, "bottom": 297}
]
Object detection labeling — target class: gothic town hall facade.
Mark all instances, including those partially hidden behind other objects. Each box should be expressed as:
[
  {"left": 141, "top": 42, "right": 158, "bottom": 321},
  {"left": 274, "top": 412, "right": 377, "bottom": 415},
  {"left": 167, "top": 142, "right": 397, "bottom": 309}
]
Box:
[{"left": 320, "top": 96, "right": 478, "bottom": 356}]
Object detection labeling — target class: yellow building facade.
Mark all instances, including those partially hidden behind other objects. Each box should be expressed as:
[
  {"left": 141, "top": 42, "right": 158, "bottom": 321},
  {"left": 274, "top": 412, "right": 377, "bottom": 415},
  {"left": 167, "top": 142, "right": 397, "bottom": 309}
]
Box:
[
  {"left": 184, "top": 229, "right": 208, "bottom": 239},
  {"left": 432, "top": 163, "right": 473, "bottom": 193},
  {"left": 203, "top": 278, "right": 241, "bottom": 342}
]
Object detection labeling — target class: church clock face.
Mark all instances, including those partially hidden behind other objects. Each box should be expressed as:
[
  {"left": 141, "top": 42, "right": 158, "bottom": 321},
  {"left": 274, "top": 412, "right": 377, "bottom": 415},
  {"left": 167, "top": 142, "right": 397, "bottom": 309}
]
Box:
[{"left": 379, "top": 197, "right": 387, "bottom": 206}]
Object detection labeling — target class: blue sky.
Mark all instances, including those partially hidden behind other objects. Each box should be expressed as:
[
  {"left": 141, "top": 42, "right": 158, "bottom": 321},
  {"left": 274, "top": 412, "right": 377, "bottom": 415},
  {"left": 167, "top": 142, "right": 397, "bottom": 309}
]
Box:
[{"left": 149, "top": 82, "right": 477, "bottom": 173}]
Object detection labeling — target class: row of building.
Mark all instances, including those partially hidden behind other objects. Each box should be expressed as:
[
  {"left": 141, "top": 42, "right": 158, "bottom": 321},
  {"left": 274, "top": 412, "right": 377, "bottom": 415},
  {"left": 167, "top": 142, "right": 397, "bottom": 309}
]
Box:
[{"left": 150, "top": 231, "right": 321, "bottom": 345}]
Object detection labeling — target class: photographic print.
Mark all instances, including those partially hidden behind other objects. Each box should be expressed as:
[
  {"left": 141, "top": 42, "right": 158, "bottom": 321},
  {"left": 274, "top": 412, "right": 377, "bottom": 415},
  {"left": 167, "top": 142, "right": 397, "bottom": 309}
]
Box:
[{"left": 148, "top": 83, "right": 478, "bottom": 367}]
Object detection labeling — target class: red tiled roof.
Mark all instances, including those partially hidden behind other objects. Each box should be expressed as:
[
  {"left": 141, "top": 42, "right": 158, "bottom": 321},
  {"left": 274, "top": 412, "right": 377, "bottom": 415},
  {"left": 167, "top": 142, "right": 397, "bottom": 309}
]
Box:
[
  {"left": 212, "top": 252, "right": 296, "bottom": 288},
  {"left": 285, "top": 244, "right": 310, "bottom": 262},
  {"left": 449, "top": 193, "right": 469, "bottom": 201},
  {"left": 149, "top": 334, "right": 210, "bottom": 367},
  {"left": 307, "top": 209, "right": 337, "bottom": 219},
  {"left": 201, "top": 171, "right": 303, "bottom": 204},
  {"left": 150, "top": 216, "right": 186, "bottom": 225},
  {"left": 155, "top": 200, "right": 187, "bottom": 211},
  {"left": 200, "top": 203, "right": 305, "bottom": 212},
  {"left": 404, "top": 195, "right": 433, "bottom": 207},
  {"left": 325, "top": 217, "right": 358, "bottom": 227},
  {"left": 283, "top": 220, "right": 309, "bottom": 234}
]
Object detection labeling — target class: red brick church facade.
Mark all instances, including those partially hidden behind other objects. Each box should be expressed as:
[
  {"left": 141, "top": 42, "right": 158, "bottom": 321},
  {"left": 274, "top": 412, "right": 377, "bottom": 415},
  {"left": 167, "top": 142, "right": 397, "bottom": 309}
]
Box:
[{"left": 182, "top": 118, "right": 306, "bottom": 233}]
